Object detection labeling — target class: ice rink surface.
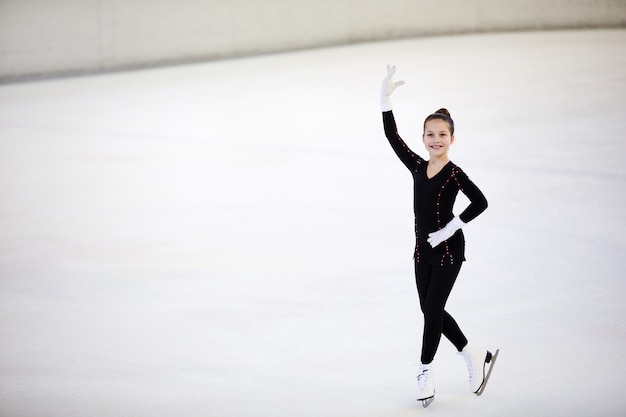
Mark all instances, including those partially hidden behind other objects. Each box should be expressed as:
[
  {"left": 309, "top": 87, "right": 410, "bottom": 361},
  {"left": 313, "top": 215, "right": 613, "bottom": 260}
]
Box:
[{"left": 1, "top": 29, "right": 625, "bottom": 417}]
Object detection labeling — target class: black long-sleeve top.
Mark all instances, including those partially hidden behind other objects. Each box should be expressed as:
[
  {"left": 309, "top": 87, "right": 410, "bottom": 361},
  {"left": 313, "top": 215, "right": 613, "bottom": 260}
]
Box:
[{"left": 383, "top": 110, "right": 488, "bottom": 266}]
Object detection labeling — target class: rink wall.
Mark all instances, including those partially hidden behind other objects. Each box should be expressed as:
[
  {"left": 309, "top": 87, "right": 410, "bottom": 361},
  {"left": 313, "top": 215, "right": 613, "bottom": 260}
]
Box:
[{"left": 1, "top": 0, "right": 625, "bottom": 82}]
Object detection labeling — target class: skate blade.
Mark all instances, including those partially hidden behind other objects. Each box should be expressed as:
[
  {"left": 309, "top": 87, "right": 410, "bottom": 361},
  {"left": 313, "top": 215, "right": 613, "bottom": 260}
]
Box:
[
  {"left": 418, "top": 396, "right": 434, "bottom": 408},
  {"left": 476, "top": 348, "right": 499, "bottom": 396}
]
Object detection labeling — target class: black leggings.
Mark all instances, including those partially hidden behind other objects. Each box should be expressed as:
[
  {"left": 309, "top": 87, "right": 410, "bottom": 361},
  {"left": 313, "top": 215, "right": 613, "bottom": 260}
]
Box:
[{"left": 415, "top": 261, "right": 468, "bottom": 364}]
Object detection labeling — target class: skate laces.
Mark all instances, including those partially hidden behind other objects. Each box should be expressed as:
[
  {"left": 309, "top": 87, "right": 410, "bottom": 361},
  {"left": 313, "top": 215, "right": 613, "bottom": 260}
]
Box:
[
  {"left": 466, "top": 361, "right": 475, "bottom": 385},
  {"left": 465, "top": 356, "right": 475, "bottom": 384},
  {"left": 417, "top": 366, "right": 430, "bottom": 390},
  {"left": 462, "top": 348, "right": 477, "bottom": 385}
]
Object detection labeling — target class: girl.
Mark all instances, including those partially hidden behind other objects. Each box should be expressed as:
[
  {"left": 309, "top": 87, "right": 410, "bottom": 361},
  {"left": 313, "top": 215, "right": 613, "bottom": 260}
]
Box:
[{"left": 380, "top": 65, "right": 498, "bottom": 407}]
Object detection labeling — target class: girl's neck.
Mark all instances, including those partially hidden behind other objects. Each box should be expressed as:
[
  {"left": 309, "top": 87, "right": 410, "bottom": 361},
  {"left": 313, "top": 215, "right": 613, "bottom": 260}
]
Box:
[{"left": 428, "top": 154, "right": 450, "bottom": 166}]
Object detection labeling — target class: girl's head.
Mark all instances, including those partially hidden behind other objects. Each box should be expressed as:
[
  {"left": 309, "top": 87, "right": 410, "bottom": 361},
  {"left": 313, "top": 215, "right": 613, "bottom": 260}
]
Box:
[{"left": 422, "top": 108, "right": 455, "bottom": 158}]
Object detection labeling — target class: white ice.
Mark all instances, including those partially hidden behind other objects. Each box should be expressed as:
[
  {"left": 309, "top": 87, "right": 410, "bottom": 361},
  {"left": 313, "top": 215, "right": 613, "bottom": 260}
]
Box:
[{"left": 1, "top": 29, "right": 625, "bottom": 417}]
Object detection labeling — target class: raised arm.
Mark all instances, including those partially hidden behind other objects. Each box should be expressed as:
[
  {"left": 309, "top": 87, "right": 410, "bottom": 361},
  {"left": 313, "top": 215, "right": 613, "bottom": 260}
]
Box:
[
  {"left": 383, "top": 111, "right": 423, "bottom": 170},
  {"left": 381, "top": 65, "right": 424, "bottom": 171}
]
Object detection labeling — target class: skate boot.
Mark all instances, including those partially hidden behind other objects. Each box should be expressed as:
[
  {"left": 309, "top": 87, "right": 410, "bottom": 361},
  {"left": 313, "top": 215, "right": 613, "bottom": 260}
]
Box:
[
  {"left": 416, "top": 363, "right": 435, "bottom": 407},
  {"left": 459, "top": 344, "right": 499, "bottom": 396}
]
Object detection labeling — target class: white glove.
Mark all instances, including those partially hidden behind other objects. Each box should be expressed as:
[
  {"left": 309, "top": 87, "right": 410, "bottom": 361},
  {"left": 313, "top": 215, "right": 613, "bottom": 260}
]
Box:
[
  {"left": 381, "top": 64, "right": 405, "bottom": 112},
  {"left": 428, "top": 216, "right": 465, "bottom": 248}
]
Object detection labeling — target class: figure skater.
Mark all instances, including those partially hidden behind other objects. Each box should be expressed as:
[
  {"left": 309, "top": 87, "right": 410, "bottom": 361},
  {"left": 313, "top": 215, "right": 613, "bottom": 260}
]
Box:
[{"left": 380, "top": 65, "right": 499, "bottom": 407}]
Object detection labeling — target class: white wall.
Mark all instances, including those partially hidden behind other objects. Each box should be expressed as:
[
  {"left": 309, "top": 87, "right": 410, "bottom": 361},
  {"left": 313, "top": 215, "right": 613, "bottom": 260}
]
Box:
[{"left": 1, "top": 0, "right": 625, "bottom": 82}]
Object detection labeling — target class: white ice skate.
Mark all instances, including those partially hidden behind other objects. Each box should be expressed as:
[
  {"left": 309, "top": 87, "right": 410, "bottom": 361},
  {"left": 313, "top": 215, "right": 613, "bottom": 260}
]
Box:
[
  {"left": 460, "top": 344, "right": 499, "bottom": 396},
  {"left": 416, "top": 363, "right": 435, "bottom": 407}
]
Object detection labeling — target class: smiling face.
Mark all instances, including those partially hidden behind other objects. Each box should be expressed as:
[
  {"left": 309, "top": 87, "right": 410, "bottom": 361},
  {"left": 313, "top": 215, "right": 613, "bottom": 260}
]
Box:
[{"left": 422, "top": 118, "right": 454, "bottom": 159}]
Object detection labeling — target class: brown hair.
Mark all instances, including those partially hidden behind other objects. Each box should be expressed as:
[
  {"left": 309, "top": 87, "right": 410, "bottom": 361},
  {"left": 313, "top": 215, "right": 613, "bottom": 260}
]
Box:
[{"left": 423, "top": 108, "right": 454, "bottom": 135}]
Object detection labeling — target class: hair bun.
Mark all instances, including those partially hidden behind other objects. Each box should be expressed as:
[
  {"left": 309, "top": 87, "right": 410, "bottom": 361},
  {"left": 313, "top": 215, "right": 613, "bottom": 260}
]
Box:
[{"left": 435, "top": 108, "right": 451, "bottom": 118}]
